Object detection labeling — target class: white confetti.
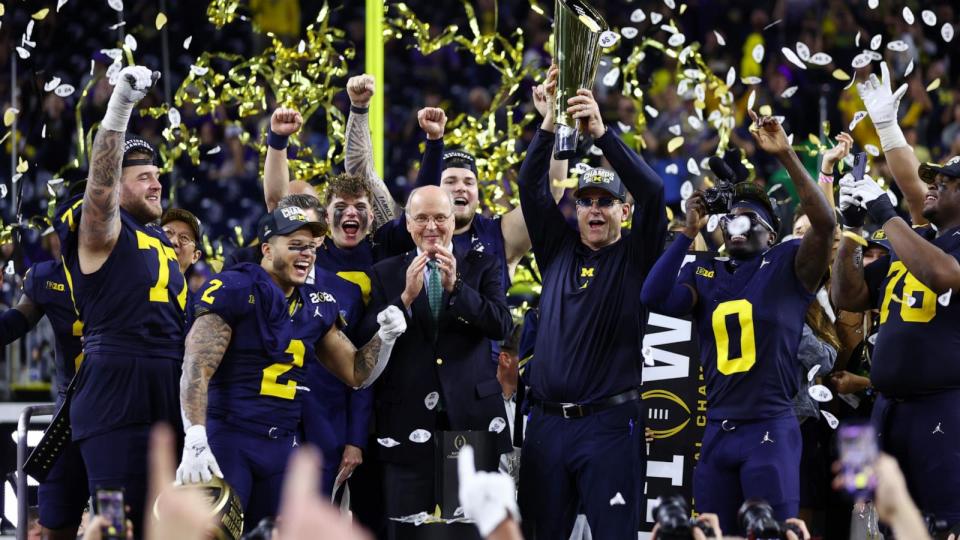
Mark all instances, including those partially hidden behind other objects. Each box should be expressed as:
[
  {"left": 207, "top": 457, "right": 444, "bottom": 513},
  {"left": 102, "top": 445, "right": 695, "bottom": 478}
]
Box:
[
  {"left": 48, "top": 177, "right": 65, "bottom": 186},
  {"left": 868, "top": 0, "right": 878, "bottom": 8},
  {"left": 904, "top": 59, "right": 915, "bottom": 77},
  {"left": 808, "top": 52, "right": 833, "bottom": 66},
  {"left": 609, "top": 492, "right": 626, "bottom": 506},
  {"left": 167, "top": 107, "right": 181, "bottom": 126},
  {"left": 870, "top": 34, "right": 882, "bottom": 50},
  {"left": 15, "top": 47, "right": 30, "bottom": 59},
  {"left": 4, "top": 261, "right": 14, "bottom": 275},
  {"left": 687, "top": 116, "right": 702, "bottom": 130},
  {"left": 726, "top": 66, "right": 736, "bottom": 88},
  {"left": 190, "top": 65, "right": 209, "bottom": 77},
  {"left": 667, "top": 33, "right": 686, "bottom": 47},
  {"left": 821, "top": 410, "right": 839, "bottom": 429},
  {"left": 665, "top": 164, "right": 679, "bottom": 175},
  {"left": 90, "top": 60, "right": 96, "bottom": 76},
  {"left": 108, "top": 0, "right": 123, "bottom": 11},
  {"left": 650, "top": 12, "right": 663, "bottom": 24},
  {"left": 57, "top": 0, "right": 68, "bottom": 11},
  {"left": 852, "top": 53, "right": 872, "bottom": 69},
  {"left": 865, "top": 50, "right": 882, "bottom": 62},
  {"left": 424, "top": 391, "right": 439, "bottom": 410},
  {"left": 377, "top": 437, "right": 400, "bottom": 448},
  {"left": 714, "top": 31, "right": 725, "bottom": 46},
  {"left": 642, "top": 346, "right": 654, "bottom": 366},
  {"left": 602, "top": 67, "right": 621, "bottom": 87},
  {"left": 101, "top": 48, "right": 123, "bottom": 60},
  {"left": 706, "top": 214, "right": 720, "bottom": 232},
  {"left": 849, "top": 110, "right": 868, "bottom": 131},
  {"left": 865, "top": 144, "right": 880, "bottom": 157},
  {"left": 297, "top": 40, "right": 306, "bottom": 54},
  {"left": 902, "top": 6, "right": 914, "bottom": 25},
  {"left": 664, "top": 0, "right": 676, "bottom": 9},
  {"left": 921, "top": 10, "right": 937, "bottom": 26},
  {"left": 183, "top": 35, "right": 193, "bottom": 49},
  {"left": 124, "top": 34, "right": 137, "bottom": 52},
  {"left": 906, "top": 295, "right": 916, "bottom": 307},
  {"left": 41, "top": 124, "right": 46, "bottom": 138},
  {"left": 683, "top": 68, "right": 703, "bottom": 80},
  {"left": 25, "top": 21, "right": 35, "bottom": 41},
  {"left": 206, "top": 145, "right": 221, "bottom": 155},
  {"left": 746, "top": 89, "right": 757, "bottom": 111},
  {"left": 54, "top": 84, "right": 75, "bottom": 97},
  {"left": 773, "top": 115, "right": 786, "bottom": 125},
  {"left": 598, "top": 31, "right": 620, "bottom": 48},
  {"left": 938, "top": 289, "right": 952, "bottom": 307},
  {"left": 796, "top": 42, "right": 810, "bottom": 61},
  {"left": 943, "top": 23, "right": 955, "bottom": 43},
  {"left": 44, "top": 77, "right": 62, "bottom": 92},
  {"left": 886, "top": 40, "right": 909, "bottom": 52},
  {"left": 695, "top": 83, "right": 706, "bottom": 103},
  {"left": 408, "top": 429, "right": 432, "bottom": 443},
  {"left": 630, "top": 8, "right": 646, "bottom": 23},
  {"left": 107, "top": 60, "right": 123, "bottom": 85},
  {"left": 781, "top": 86, "right": 798, "bottom": 99},
  {"left": 686, "top": 158, "right": 701, "bottom": 175},
  {"left": 489, "top": 417, "right": 506, "bottom": 433},
  {"left": 668, "top": 124, "right": 682, "bottom": 137},
  {"left": 0, "top": 185, "right": 6, "bottom": 199},
  {"left": 763, "top": 19, "right": 782, "bottom": 30},
  {"left": 868, "top": 333, "right": 877, "bottom": 345},
  {"left": 807, "top": 365, "right": 821, "bottom": 382},
  {"left": 844, "top": 72, "right": 858, "bottom": 90},
  {"left": 108, "top": 21, "right": 126, "bottom": 30},
  {"left": 617, "top": 121, "right": 632, "bottom": 133},
  {"left": 621, "top": 27, "right": 638, "bottom": 39},
  {"left": 644, "top": 105, "right": 659, "bottom": 118},
  {"left": 680, "top": 180, "right": 694, "bottom": 200},
  {"left": 47, "top": 184, "right": 56, "bottom": 197},
  {"left": 11, "top": 174, "right": 22, "bottom": 184},
  {"left": 855, "top": 31, "right": 861, "bottom": 48},
  {"left": 808, "top": 384, "right": 833, "bottom": 403},
  {"left": 727, "top": 215, "right": 751, "bottom": 235},
  {"left": 588, "top": 145, "right": 603, "bottom": 156},
  {"left": 742, "top": 76, "right": 763, "bottom": 85},
  {"left": 752, "top": 44, "right": 765, "bottom": 64},
  {"left": 660, "top": 24, "right": 678, "bottom": 35}
]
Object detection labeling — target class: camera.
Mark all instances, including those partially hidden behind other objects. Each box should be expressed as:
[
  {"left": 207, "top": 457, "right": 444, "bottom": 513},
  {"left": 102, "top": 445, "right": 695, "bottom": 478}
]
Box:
[
  {"left": 703, "top": 149, "right": 750, "bottom": 215},
  {"left": 737, "top": 499, "right": 805, "bottom": 540},
  {"left": 654, "top": 495, "right": 716, "bottom": 540}
]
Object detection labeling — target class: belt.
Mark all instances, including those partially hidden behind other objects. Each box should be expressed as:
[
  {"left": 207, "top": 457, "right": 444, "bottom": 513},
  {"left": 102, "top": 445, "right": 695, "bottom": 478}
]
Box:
[{"left": 529, "top": 389, "right": 640, "bottom": 419}]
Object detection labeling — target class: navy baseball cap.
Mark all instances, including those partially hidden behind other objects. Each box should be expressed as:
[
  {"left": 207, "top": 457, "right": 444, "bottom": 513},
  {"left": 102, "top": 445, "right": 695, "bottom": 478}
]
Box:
[
  {"left": 258, "top": 206, "right": 325, "bottom": 242},
  {"left": 918, "top": 155, "right": 960, "bottom": 183},
  {"left": 573, "top": 167, "right": 626, "bottom": 201},
  {"left": 122, "top": 134, "right": 159, "bottom": 168},
  {"left": 866, "top": 228, "right": 891, "bottom": 251},
  {"left": 441, "top": 149, "right": 478, "bottom": 177}
]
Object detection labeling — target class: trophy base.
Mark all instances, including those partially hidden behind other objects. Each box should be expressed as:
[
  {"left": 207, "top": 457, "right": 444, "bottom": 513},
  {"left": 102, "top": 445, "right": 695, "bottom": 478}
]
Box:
[{"left": 553, "top": 124, "right": 579, "bottom": 160}]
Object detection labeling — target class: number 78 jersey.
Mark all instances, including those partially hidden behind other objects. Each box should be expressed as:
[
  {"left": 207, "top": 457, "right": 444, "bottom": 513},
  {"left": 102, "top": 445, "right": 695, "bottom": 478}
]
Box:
[
  {"left": 865, "top": 226, "right": 960, "bottom": 397},
  {"left": 678, "top": 240, "right": 815, "bottom": 421},
  {"left": 193, "top": 264, "right": 342, "bottom": 431}
]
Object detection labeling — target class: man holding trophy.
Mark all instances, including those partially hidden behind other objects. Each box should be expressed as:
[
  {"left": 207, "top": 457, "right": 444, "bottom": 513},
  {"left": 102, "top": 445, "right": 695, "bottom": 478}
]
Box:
[{"left": 516, "top": 1, "right": 667, "bottom": 537}]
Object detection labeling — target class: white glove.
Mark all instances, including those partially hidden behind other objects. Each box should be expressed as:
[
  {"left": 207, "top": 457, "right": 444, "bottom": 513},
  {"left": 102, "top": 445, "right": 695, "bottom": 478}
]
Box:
[
  {"left": 176, "top": 425, "right": 223, "bottom": 485},
  {"left": 458, "top": 445, "right": 520, "bottom": 537},
  {"left": 856, "top": 62, "right": 908, "bottom": 151},
  {"left": 101, "top": 65, "right": 161, "bottom": 132},
  {"left": 377, "top": 305, "right": 406, "bottom": 344},
  {"left": 838, "top": 174, "right": 863, "bottom": 210},
  {"left": 848, "top": 174, "right": 887, "bottom": 206}
]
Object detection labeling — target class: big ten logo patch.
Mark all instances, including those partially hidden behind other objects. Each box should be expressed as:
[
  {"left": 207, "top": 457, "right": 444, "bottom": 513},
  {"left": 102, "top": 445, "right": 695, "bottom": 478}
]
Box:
[
  {"left": 46, "top": 281, "right": 66, "bottom": 292},
  {"left": 642, "top": 389, "right": 691, "bottom": 440},
  {"left": 695, "top": 267, "right": 714, "bottom": 278}
]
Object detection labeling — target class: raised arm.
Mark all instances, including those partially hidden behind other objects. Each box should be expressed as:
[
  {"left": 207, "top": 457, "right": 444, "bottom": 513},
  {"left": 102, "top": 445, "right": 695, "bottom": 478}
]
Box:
[
  {"left": 0, "top": 295, "right": 43, "bottom": 345},
  {"left": 345, "top": 74, "right": 398, "bottom": 228},
  {"left": 748, "top": 110, "right": 836, "bottom": 293},
  {"left": 639, "top": 193, "right": 704, "bottom": 315},
  {"left": 819, "top": 131, "right": 854, "bottom": 211},
  {"left": 263, "top": 108, "right": 303, "bottom": 212},
  {"left": 830, "top": 230, "right": 875, "bottom": 312},
  {"left": 80, "top": 66, "right": 158, "bottom": 272},
  {"left": 317, "top": 305, "right": 406, "bottom": 388},
  {"left": 858, "top": 62, "right": 927, "bottom": 225}
]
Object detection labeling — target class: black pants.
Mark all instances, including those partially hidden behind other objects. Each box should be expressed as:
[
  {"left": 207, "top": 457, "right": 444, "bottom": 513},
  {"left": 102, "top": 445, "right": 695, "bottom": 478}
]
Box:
[{"left": 383, "top": 459, "right": 436, "bottom": 540}]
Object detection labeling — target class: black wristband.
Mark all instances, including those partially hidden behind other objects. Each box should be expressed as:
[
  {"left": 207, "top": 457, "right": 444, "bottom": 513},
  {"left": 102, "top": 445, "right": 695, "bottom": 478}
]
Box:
[
  {"left": 350, "top": 105, "right": 369, "bottom": 114},
  {"left": 266, "top": 128, "right": 289, "bottom": 151},
  {"left": 865, "top": 197, "right": 898, "bottom": 226}
]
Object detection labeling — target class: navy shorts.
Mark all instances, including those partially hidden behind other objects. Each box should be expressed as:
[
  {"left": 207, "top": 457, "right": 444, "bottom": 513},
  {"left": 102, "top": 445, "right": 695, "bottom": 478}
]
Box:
[
  {"left": 207, "top": 418, "right": 296, "bottom": 533},
  {"left": 38, "top": 440, "right": 88, "bottom": 530},
  {"left": 518, "top": 400, "right": 644, "bottom": 539},
  {"left": 873, "top": 389, "right": 960, "bottom": 525},
  {"left": 694, "top": 415, "right": 801, "bottom": 533},
  {"left": 78, "top": 424, "right": 151, "bottom": 539}
]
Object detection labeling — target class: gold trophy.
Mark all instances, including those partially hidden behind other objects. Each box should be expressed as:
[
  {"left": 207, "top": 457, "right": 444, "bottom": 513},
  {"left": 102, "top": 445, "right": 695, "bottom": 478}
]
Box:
[
  {"left": 153, "top": 476, "right": 244, "bottom": 539},
  {"left": 553, "top": 0, "right": 608, "bottom": 159}
]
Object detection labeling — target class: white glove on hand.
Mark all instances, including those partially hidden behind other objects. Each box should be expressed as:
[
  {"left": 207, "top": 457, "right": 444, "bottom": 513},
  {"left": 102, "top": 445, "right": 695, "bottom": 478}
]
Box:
[
  {"left": 838, "top": 174, "right": 863, "bottom": 209},
  {"left": 176, "top": 425, "right": 223, "bottom": 485},
  {"left": 101, "top": 65, "right": 161, "bottom": 132},
  {"left": 458, "top": 445, "right": 520, "bottom": 537},
  {"left": 848, "top": 174, "right": 887, "bottom": 206},
  {"left": 856, "top": 62, "right": 907, "bottom": 129},
  {"left": 377, "top": 305, "right": 406, "bottom": 343}
]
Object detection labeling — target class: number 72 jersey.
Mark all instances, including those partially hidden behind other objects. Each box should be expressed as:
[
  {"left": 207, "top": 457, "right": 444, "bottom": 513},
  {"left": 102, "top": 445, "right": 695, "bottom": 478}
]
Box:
[
  {"left": 865, "top": 226, "right": 960, "bottom": 397},
  {"left": 678, "top": 240, "right": 815, "bottom": 421},
  {"left": 192, "top": 264, "right": 343, "bottom": 431}
]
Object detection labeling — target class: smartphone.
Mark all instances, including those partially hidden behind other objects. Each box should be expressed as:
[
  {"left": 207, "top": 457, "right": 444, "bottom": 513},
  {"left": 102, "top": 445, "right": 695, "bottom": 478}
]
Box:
[
  {"left": 838, "top": 423, "right": 878, "bottom": 500},
  {"left": 852, "top": 151, "right": 867, "bottom": 181},
  {"left": 95, "top": 488, "right": 126, "bottom": 539}
]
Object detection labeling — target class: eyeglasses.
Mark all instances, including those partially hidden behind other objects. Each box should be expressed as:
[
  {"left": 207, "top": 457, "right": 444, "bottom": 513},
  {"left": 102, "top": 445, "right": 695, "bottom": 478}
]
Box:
[
  {"left": 575, "top": 197, "right": 619, "bottom": 209},
  {"left": 411, "top": 213, "right": 452, "bottom": 226},
  {"left": 719, "top": 212, "right": 775, "bottom": 234},
  {"left": 162, "top": 228, "right": 196, "bottom": 247}
]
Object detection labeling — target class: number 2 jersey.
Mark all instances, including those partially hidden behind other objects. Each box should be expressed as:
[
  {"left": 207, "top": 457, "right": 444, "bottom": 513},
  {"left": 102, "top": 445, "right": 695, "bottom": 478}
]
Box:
[
  {"left": 193, "top": 263, "right": 342, "bottom": 431},
  {"left": 678, "top": 240, "right": 814, "bottom": 421},
  {"left": 60, "top": 203, "right": 187, "bottom": 440},
  {"left": 865, "top": 225, "right": 960, "bottom": 397}
]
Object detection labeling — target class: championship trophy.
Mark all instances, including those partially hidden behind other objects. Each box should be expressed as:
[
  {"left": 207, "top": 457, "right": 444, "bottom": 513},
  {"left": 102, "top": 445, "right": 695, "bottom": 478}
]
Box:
[
  {"left": 552, "top": 0, "right": 608, "bottom": 159},
  {"left": 154, "top": 476, "right": 244, "bottom": 539}
]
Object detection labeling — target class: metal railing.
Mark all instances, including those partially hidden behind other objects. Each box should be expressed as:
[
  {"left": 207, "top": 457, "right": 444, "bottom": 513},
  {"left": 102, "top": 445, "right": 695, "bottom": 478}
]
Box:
[{"left": 16, "top": 403, "right": 54, "bottom": 540}]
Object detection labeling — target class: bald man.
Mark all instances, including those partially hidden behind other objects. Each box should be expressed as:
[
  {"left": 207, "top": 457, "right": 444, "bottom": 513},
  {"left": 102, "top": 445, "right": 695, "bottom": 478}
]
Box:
[{"left": 357, "top": 185, "right": 513, "bottom": 535}]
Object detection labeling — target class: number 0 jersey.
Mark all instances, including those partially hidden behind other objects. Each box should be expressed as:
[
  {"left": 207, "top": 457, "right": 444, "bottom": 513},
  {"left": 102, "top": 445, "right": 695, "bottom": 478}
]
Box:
[
  {"left": 193, "top": 263, "right": 342, "bottom": 431},
  {"left": 865, "top": 225, "right": 960, "bottom": 397},
  {"left": 678, "top": 240, "right": 814, "bottom": 421}
]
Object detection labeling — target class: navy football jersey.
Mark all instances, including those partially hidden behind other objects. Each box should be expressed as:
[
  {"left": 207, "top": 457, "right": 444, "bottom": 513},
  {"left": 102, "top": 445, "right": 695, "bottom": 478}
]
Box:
[
  {"left": 678, "top": 240, "right": 814, "bottom": 421},
  {"left": 454, "top": 216, "right": 509, "bottom": 288},
  {"left": 23, "top": 261, "right": 83, "bottom": 399},
  {"left": 59, "top": 202, "right": 186, "bottom": 439},
  {"left": 194, "top": 264, "right": 341, "bottom": 430},
  {"left": 865, "top": 226, "right": 960, "bottom": 397},
  {"left": 315, "top": 240, "right": 375, "bottom": 304}
]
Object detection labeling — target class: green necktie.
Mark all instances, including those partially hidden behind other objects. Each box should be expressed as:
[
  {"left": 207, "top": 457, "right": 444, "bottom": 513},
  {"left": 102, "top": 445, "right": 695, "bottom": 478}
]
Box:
[{"left": 427, "top": 259, "right": 442, "bottom": 321}]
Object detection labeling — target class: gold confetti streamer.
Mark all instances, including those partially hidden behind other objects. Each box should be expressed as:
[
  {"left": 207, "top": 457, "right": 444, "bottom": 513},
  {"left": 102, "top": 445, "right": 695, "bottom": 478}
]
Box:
[
  {"left": 667, "top": 136, "right": 685, "bottom": 153},
  {"left": 926, "top": 78, "right": 941, "bottom": 91},
  {"left": 832, "top": 69, "right": 851, "bottom": 81},
  {"left": 206, "top": 0, "right": 240, "bottom": 29},
  {"left": 32, "top": 8, "right": 49, "bottom": 19},
  {"left": 155, "top": 12, "right": 168, "bottom": 30}
]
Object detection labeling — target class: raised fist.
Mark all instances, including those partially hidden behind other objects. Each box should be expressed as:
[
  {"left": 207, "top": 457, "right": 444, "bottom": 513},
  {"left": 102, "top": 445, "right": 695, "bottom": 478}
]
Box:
[
  {"left": 347, "top": 74, "right": 375, "bottom": 108},
  {"left": 417, "top": 107, "right": 447, "bottom": 140},
  {"left": 271, "top": 107, "right": 303, "bottom": 137}
]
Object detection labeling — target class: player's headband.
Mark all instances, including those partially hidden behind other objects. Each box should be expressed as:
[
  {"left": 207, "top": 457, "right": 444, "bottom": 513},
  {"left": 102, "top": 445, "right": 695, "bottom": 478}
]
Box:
[
  {"left": 730, "top": 199, "right": 776, "bottom": 233},
  {"left": 442, "top": 149, "right": 478, "bottom": 176},
  {"left": 122, "top": 135, "right": 159, "bottom": 168}
]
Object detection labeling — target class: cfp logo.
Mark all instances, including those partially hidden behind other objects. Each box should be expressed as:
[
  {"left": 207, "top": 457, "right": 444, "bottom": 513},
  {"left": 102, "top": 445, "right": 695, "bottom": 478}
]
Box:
[
  {"left": 309, "top": 291, "right": 336, "bottom": 303},
  {"left": 279, "top": 207, "right": 307, "bottom": 222},
  {"left": 454, "top": 435, "right": 467, "bottom": 450},
  {"left": 642, "top": 388, "right": 692, "bottom": 440}
]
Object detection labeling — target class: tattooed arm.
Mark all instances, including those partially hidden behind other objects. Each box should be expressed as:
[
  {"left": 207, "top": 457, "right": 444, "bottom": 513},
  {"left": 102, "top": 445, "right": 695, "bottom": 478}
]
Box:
[
  {"left": 317, "top": 305, "right": 405, "bottom": 388},
  {"left": 345, "top": 74, "right": 398, "bottom": 229},
  {"left": 180, "top": 313, "right": 232, "bottom": 428},
  {"left": 831, "top": 231, "right": 877, "bottom": 312}
]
